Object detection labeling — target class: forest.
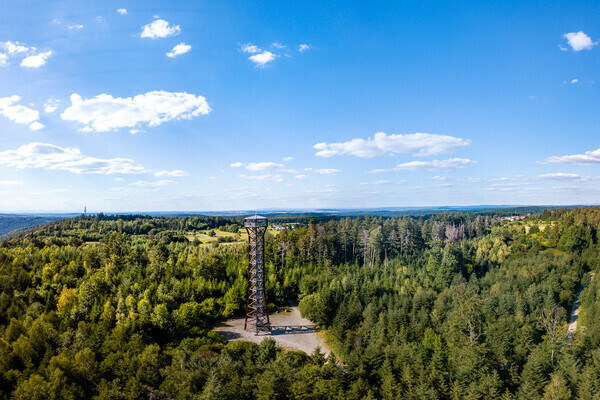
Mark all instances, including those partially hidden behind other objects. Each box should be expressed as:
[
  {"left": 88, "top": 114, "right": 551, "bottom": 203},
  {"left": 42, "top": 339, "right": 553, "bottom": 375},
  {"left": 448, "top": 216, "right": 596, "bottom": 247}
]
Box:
[{"left": 0, "top": 207, "right": 600, "bottom": 399}]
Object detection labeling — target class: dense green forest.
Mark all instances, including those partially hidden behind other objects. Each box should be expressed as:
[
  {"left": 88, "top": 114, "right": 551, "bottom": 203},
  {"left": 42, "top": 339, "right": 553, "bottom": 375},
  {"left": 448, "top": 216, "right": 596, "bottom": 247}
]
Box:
[{"left": 1, "top": 208, "right": 600, "bottom": 399}]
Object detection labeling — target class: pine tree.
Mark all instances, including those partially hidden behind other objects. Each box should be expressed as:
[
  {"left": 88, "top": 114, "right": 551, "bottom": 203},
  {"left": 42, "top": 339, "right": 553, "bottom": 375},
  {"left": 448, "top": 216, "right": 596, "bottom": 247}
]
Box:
[
  {"left": 199, "top": 372, "right": 223, "bottom": 400},
  {"left": 542, "top": 373, "right": 571, "bottom": 400}
]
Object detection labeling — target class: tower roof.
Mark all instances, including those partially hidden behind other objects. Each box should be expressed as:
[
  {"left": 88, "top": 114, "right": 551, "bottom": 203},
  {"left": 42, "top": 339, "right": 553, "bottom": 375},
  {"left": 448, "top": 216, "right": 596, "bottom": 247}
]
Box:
[
  {"left": 244, "top": 214, "right": 268, "bottom": 227},
  {"left": 245, "top": 215, "right": 267, "bottom": 221}
]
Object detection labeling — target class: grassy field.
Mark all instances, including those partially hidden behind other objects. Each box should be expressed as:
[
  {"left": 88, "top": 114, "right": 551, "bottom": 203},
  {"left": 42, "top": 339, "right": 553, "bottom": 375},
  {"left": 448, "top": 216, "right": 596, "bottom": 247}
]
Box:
[
  {"left": 186, "top": 227, "right": 283, "bottom": 247},
  {"left": 185, "top": 229, "right": 245, "bottom": 247}
]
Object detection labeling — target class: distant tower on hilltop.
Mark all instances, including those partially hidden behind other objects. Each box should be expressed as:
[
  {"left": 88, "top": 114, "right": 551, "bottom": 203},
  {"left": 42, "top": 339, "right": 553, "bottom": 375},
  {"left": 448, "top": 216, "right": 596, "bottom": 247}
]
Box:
[{"left": 244, "top": 215, "right": 271, "bottom": 335}]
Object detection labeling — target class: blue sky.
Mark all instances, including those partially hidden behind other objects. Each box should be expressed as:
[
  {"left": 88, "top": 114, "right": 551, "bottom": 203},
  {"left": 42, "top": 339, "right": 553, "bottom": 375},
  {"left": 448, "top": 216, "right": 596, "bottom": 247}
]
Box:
[{"left": 0, "top": 0, "right": 599, "bottom": 212}]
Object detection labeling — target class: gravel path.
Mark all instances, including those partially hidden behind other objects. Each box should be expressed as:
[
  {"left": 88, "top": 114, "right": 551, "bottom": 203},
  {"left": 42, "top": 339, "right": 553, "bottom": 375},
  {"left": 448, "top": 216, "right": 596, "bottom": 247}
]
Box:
[
  {"left": 213, "top": 306, "right": 331, "bottom": 356},
  {"left": 567, "top": 272, "right": 594, "bottom": 340}
]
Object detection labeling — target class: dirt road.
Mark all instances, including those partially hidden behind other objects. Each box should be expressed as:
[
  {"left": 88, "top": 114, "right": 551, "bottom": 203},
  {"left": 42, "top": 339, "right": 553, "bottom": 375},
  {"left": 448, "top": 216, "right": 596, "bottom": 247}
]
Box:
[{"left": 567, "top": 272, "right": 594, "bottom": 340}]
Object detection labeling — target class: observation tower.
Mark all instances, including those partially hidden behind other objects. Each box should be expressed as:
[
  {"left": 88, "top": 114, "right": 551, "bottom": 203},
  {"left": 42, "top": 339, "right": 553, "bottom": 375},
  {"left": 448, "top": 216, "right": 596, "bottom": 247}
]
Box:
[{"left": 244, "top": 215, "right": 271, "bottom": 334}]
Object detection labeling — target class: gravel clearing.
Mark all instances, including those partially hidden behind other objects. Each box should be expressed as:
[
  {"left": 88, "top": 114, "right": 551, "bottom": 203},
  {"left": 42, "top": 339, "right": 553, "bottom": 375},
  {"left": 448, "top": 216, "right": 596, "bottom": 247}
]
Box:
[{"left": 213, "top": 306, "right": 330, "bottom": 356}]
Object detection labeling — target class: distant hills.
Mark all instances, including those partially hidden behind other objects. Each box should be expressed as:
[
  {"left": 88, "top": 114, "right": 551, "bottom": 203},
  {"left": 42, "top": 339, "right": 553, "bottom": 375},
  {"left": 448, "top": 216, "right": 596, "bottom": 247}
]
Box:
[
  {"left": 0, "top": 214, "right": 67, "bottom": 240},
  {"left": 1, "top": 205, "right": 587, "bottom": 240}
]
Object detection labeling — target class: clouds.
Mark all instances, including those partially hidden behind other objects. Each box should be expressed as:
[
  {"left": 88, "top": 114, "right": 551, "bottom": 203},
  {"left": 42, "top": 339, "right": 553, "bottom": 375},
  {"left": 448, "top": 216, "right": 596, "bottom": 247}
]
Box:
[
  {"left": 241, "top": 41, "right": 310, "bottom": 66},
  {"left": 239, "top": 173, "right": 284, "bottom": 182},
  {"left": 140, "top": 19, "right": 181, "bottom": 39},
  {"left": 117, "top": 9, "right": 127, "bottom": 15},
  {"left": 128, "top": 180, "right": 175, "bottom": 187},
  {"left": 231, "top": 161, "right": 297, "bottom": 175},
  {"left": 246, "top": 162, "right": 284, "bottom": 171},
  {"left": 44, "top": 98, "right": 60, "bottom": 113},
  {"left": 21, "top": 51, "right": 52, "bottom": 68},
  {"left": 315, "top": 132, "right": 470, "bottom": 158},
  {"left": 155, "top": 169, "right": 189, "bottom": 177},
  {"left": 0, "top": 142, "right": 147, "bottom": 174},
  {"left": 305, "top": 168, "right": 340, "bottom": 175},
  {"left": 2, "top": 41, "right": 29, "bottom": 54},
  {"left": 541, "top": 148, "right": 600, "bottom": 165},
  {"left": 0, "top": 180, "right": 23, "bottom": 186},
  {"left": 371, "top": 158, "right": 476, "bottom": 173},
  {"left": 538, "top": 173, "right": 582, "bottom": 180},
  {"left": 0, "top": 41, "right": 52, "bottom": 68},
  {"left": 0, "top": 96, "right": 43, "bottom": 130},
  {"left": 166, "top": 43, "right": 191, "bottom": 58},
  {"left": 241, "top": 43, "right": 261, "bottom": 53},
  {"left": 60, "top": 91, "right": 210, "bottom": 132},
  {"left": 358, "top": 180, "right": 392, "bottom": 186},
  {"left": 563, "top": 31, "right": 597, "bottom": 51},
  {"left": 230, "top": 160, "right": 337, "bottom": 182},
  {"left": 249, "top": 51, "right": 276, "bottom": 67}
]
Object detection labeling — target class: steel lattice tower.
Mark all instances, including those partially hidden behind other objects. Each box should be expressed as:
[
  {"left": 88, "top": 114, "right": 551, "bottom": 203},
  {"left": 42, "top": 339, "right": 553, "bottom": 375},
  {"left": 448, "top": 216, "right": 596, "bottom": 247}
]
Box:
[{"left": 244, "top": 215, "right": 271, "bottom": 335}]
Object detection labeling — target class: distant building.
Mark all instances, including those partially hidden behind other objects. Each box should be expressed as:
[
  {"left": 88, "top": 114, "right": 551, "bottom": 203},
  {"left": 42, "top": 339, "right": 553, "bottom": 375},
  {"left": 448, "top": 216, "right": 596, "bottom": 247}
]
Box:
[{"left": 495, "top": 215, "right": 528, "bottom": 222}]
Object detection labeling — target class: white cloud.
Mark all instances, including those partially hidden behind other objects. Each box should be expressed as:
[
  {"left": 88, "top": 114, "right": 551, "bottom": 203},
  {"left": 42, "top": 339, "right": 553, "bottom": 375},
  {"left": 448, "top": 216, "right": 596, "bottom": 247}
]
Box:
[
  {"left": 283, "top": 156, "right": 293, "bottom": 161},
  {"left": 140, "top": 19, "right": 181, "bottom": 39},
  {"left": 558, "top": 44, "right": 568, "bottom": 51},
  {"left": 44, "top": 98, "right": 60, "bottom": 113},
  {"left": 0, "top": 95, "right": 43, "bottom": 130},
  {"left": 0, "top": 142, "right": 147, "bottom": 174},
  {"left": 246, "top": 162, "right": 284, "bottom": 171},
  {"left": 155, "top": 169, "right": 189, "bottom": 177},
  {"left": 563, "top": 31, "right": 597, "bottom": 51},
  {"left": 370, "top": 158, "right": 476, "bottom": 173},
  {"left": 298, "top": 44, "right": 311, "bottom": 52},
  {"left": 358, "top": 180, "right": 392, "bottom": 186},
  {"left": 60, "top": 91, "right": 210, "bottom": 132},
  {"left": 232, "top": 161, "right": 297, "bottom": 174},
  {"left": 272, "top": 42, "right": 285, "bottom": 49},
  {"left": 462, "top": 177, "right": 483, "bottom": 183},
  {"left": 1, "top": 41, "right": 31, "bottom": 54},
  {"left": 542, "top": 148, "right": 600, "bottom": 165},
  {"left": 67, "top": 24, "right": 84, "bottom": 30},
  {"left": 314, "top": 132, "right": 470, "bottom": 158},
  {"left": 0, "top": 180, "right": 23, "bottom": 185},
  {"left": 305, "top": 167, "right": 340, "bottom": 175},
  {"left": 541, "top": 173, "right": 581, "bottom": 180},
  {"left": 21, "top": 51, "right": 52, "bottom": 68},
  {"left": 0, "top": 41, "right": 53, "bottom": 68},
  {"left": 552, "top": 185, "right": 581, "bottom": 191},
  {"left": 538, "top": 173, "right": 582, "bottom": 180},
  {"left": 128, "top": 180, "right": 175, "bottom": 187},
  {"left": 239, "top": 173, "right": 284, "bottom": 182},
  {"left": 28, "top": 121, "right": 44, "bottom": 131},
  {"left": 249, "top": 51, "right": 276, "bottom": 66},
  {"left": 117, "top": 8, "right": 127, "bottom": 15},
  {"left": 294, "top": 174, "right": 307, "bottom": 179},
  {"left": 572, "top": 78, "right": 578, "bottom": 84},
  {"left": 241, "top": 43, "right": 261, "bottom": 53},
  {"left": 167, "top": 43, "right": 191, "bottom": 58}
]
